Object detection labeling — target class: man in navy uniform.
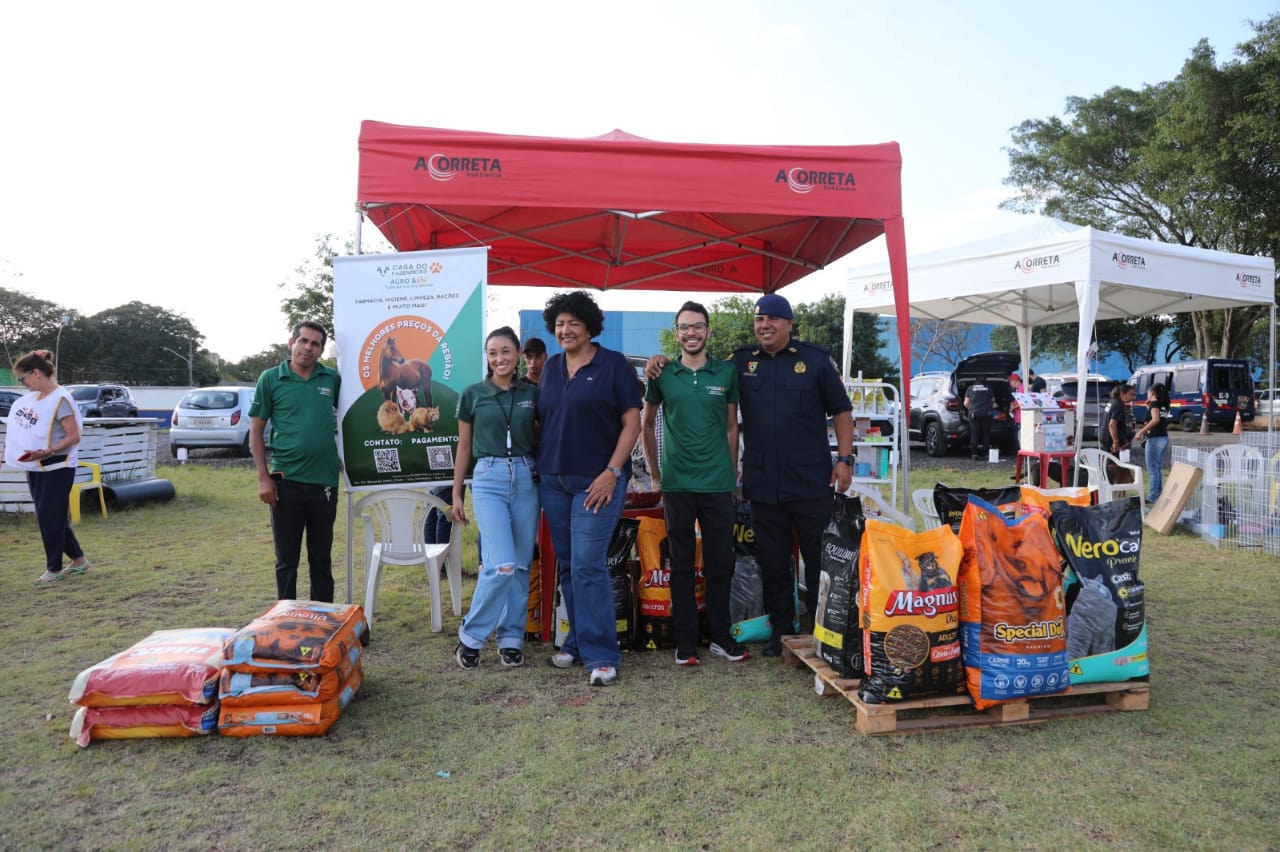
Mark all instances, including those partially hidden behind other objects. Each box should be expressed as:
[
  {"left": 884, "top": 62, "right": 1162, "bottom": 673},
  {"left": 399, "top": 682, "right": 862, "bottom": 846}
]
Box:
[{"left": 733, "top": 294, "right": 853, "bottom": 656}]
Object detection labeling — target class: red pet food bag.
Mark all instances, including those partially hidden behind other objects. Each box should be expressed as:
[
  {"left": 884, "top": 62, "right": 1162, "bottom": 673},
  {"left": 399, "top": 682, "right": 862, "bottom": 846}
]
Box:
[{"left": 69, "top": 627, "right": 235, "bottom": 707}]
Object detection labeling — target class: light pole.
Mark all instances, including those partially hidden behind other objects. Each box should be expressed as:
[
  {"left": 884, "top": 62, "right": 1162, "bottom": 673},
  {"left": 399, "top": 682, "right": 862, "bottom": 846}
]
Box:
[
  {"left": 163, "top": 342, "right": 195, "bottom": 386},
  {"left": 54, "top": 314, "right": 71, "bottom": 373}
]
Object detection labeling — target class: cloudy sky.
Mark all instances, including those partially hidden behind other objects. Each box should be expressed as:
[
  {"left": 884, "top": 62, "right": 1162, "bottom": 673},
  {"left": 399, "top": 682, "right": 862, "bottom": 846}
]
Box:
[{"left": 2, "top": 0, "right": 1273, "bottom": 361}]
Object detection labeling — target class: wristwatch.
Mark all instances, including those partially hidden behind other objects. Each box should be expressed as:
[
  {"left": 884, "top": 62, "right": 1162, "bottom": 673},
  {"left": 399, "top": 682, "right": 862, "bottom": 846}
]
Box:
[
  {"left": 835, "top": 454, "right": 855, "bottom": 466},
  {"left": 606, "top": 466, "right": 624, "bottom": 478}
]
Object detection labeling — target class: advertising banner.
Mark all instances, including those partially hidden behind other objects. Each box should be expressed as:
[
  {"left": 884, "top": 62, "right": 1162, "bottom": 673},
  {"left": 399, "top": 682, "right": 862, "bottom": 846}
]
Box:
[{"left": 332, "top": 248, "right": 486, "bottom": 487}]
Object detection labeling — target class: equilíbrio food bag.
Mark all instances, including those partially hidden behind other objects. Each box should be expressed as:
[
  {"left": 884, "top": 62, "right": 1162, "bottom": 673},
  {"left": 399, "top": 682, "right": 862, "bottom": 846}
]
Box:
[
  {"left": 814, "top": 494, "right": 865, "bottom": 677},
  {"left": 859, "top": 519, "right": 964, "bottom": 703},
  {"left": 224, "top": 601, "right": 368, "bottom": 673},
  {"left": 1049, "top": 496, "right": 1148, "bottom": 683},
  {"left": 958, "top": 495, "right": 1070, "bottom": 710}
]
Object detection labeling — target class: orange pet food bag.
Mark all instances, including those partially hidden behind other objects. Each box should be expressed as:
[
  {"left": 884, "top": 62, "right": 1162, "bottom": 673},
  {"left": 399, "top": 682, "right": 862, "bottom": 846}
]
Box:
[
  {"left": 218, "top": 666, "right": 361, "bottom": 737},
  {"left": 218, "top": 644, "right": 362, "bottom": 706},
  {"left": 1018, "top": 485, "right": 1091, "bottom": 519},
  {"left": 859, "top": 519, "right": 964, "bottom": 703},
  {"left": 224, "top": 601, "right": 368, "bottom": 673},
  {"left": 958, "top": 495, "right": 1070, "bottom": 710}
]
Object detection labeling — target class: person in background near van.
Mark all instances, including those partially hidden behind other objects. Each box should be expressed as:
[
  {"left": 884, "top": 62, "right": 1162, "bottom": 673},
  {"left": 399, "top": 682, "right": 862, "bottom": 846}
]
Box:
[
  {"left": 250, "top": 320, "right": 341, "bottom": 602},
  {"left": 1132, "top": 383, "right": 1170, "bottom": 504},
  {"left": 451, "top": 326, "right": 540, "bottom": 670},
  {"left": 521, "top": 336, "right": 548, "bottom": 386},
  {"left": 964, "top": 377, "right": 995, "bottom": 461},
  {"left": 1008, "top": 373, "right": 1023, "bottom": 449},
  {"left": 1099, "top": 383, "right": 1137, "bottom": 456},
  {"left": 1028, "top": 369, "right": 1046, "bottom": 393},
  {"left": 641, "top": 301, "right": 748, "bottom": 666},
  {"left": 3, "top": 349, "right": 90, "bottom": 585}
]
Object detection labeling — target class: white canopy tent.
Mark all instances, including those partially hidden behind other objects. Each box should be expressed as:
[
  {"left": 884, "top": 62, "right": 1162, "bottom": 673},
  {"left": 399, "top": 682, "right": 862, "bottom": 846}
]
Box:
[{"left": 843, "top": 218, "right": 1276, "bottom": 485}]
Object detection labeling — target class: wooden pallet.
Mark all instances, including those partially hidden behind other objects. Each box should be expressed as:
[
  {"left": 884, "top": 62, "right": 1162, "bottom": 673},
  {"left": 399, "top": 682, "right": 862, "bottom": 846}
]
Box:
[{"left": 779, "top": 635, "right": 1149, "bottom": 735}]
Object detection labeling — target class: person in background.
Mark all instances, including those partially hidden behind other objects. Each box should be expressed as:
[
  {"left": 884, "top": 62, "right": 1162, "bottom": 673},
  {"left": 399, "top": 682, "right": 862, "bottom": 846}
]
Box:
[
  {"left": 451, "top": 327, "right": 540, "bottom": 670},
  {"left": 1028, "top": 369, "right": 1046, "bottom": 393},
  {"left": 521, "top": 336, "right": 548, "bottom": 386},
  {"left": 537, "top": 291, "right": 642, "bottom": 687},
  {"left": 730, "top": 294, "right": 853, "bottom": 657},
  {"left": 250, "top": 320, "right": 341, "bottom": 602},
  {"left": 1132, "top": 383, "right": 1170, "bottom": 504},
  {"left": 963, "top": 377, "right": 995, "bottom": 461},
  {"left": 641, "top": 301, "right": 748, "bottom": 667},
  {"left": 1099, "top": 383, "right": 1136, "bottom": 457},
  {"left": 1008, "top": 372, "right": 1023, "bottom": 450},
  {"left": 3, "top": 349, "right": 90, "bottom": 585}
]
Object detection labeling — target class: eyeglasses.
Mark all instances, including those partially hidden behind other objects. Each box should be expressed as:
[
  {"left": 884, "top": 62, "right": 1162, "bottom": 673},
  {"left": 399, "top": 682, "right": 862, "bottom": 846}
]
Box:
[
  {"left": 16, "top": 371, "right": 31, "bottom": 383},
  {"left": 675, "top": 322, "right": 708, "bottom": 332}
]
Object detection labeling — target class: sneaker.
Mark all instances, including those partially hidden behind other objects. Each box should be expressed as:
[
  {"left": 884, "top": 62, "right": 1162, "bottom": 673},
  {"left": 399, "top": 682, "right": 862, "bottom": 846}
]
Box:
[
  {"left": 549, "top": 650, "right": 577, "bottom": 669},
  {"left": 709, "top": 640, "right": 751, "bottom": 662},
  {"left": 674, "top": 649, "right": 700, "bottom": 667},
  {"left": 499, "top": 647, "right": 524, "bottom": 668},
  {"left": 36, "top": 570, "right": 63, "bottom": 585},
  {"left": 588, "top": 666, "right": 617, "bottom": 686},
  {"left": 455, "top": 643, "right": 480, "bottom": 670},
  {"left": 63, "top": 560, "right": 89, "bottom": 576}
]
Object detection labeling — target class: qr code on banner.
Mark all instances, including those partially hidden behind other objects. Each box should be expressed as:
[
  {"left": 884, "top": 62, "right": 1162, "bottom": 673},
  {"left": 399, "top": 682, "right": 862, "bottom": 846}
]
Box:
[
  {"left": 373, "top": 448, "right": 400, "bottom": 474},
  {"left": 426, "top": 445, "right": 454, "bottom": 470}
]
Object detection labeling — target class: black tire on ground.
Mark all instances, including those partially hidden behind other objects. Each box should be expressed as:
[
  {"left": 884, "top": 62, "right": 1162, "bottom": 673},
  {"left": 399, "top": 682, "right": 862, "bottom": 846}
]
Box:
[
  {"left": 170, "top": 443, "right": 181, "bottom": 458},
  {"left": 924, "top": 421, "right": 947, "bottom": 457},
  {"left": 238, "top": 434, "right": 253, "bottom": 458},
  {"left": 1179, "top": 411, "right": 1198, "bottom": 432}
]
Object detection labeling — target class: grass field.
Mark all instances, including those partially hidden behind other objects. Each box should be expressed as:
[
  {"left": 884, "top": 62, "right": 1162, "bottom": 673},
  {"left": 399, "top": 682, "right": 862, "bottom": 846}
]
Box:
[{"left": 1, "top": 463, "right": 1277, "bottom": 849}]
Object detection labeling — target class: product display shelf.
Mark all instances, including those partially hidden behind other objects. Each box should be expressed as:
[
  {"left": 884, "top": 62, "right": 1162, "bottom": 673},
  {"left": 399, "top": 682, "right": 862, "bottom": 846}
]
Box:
[{"left": 845, "top": 379, "right": 902, "bottom": 512}]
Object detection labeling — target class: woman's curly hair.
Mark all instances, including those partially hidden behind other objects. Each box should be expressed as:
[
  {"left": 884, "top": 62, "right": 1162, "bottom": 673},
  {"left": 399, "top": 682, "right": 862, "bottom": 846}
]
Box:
[{"left": 542, "top": 290, "right": 604, "bottom": 338}]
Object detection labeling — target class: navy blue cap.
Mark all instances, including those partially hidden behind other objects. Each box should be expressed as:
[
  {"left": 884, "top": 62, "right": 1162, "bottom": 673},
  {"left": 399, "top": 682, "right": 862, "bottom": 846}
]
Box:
[{"left": 754, "top": 293, "right": 793, "bottom": 320}]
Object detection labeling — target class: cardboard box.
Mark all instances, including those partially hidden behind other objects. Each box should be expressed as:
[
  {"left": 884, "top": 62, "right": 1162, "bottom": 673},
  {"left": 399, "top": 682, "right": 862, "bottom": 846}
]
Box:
[{"left": 1145, "top": 462, "right": 1204, "bottom": 535}]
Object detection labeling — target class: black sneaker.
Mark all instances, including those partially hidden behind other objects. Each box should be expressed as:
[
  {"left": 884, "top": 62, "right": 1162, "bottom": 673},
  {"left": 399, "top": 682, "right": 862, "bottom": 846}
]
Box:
[
  {"left": 762, "top": 636, "right": 783, "bottom": 657},
  {"left": 709, "top": 640, "right": 751, "bottom": 662},
  {"left": 499, "top": 647, "right": 524, "bottom": 668},
  {"left": 455, "top": 643, "right": 480, "bottom": 670}
]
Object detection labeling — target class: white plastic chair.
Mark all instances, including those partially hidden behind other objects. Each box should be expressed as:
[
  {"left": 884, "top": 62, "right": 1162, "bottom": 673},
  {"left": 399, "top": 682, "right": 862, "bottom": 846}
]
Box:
[
  {"left": 912, "top": 488, "right": 941, "bottom": 530},
  {"left": 845, "top": 484, "right": 914, "bottom": 530},
  {"left": 1077, "top": 447, "right": 1145, "bottom": 514},
  {"left": 350, "top": 488, "right": 463, "bottom": 632}
]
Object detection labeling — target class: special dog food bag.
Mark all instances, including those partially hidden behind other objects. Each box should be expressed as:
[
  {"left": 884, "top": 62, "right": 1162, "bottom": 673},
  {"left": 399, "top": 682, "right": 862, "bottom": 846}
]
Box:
[
  {"left": 958, "top": 495, "right": 1070, "bottom": 710},
  {"left": 69, "top": 627, "right": 234, "bottom": 708},
  {"left": 933, "top": 483, "right": 1021, "bottom": 532},
  {"left": 218, "top": 666, "right": 361, "bottom": 738},
  {"left": 224, "top": 601, "right": 368, "bottom": 673},
  {"left": 1049, "top": 496, "right": 1148, "bottom": 683},
  {"left": 859, "top": 519, "right": 964, "bottom": 703},
  {"left": 814, "top": 494, "right": 865, "bottom": 677}
]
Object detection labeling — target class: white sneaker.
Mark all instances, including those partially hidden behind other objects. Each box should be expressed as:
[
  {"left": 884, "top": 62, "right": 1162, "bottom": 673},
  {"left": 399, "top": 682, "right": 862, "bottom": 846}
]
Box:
[
  {"left": 549, "top": 650, "right": 576, "bottom": 669},
  {"left": 588, "top": 666, "right": 617, "bottom": 686}
]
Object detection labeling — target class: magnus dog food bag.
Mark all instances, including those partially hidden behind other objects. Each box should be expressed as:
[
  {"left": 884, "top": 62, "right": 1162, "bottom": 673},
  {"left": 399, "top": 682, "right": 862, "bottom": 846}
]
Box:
[
  {"left": 958, "top": 496, "right": 1070, "bottom": 710},
  {"left": 859, "top": 519, "right": 964, "bottom": 703},
  {"left": 1049, "top": 496, "right": 1149, "bottom": 684}
]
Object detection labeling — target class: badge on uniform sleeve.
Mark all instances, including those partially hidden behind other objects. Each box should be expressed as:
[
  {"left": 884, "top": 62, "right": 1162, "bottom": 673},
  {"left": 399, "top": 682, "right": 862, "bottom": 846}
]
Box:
[{"left": 794, "top": 362, "right": 807, "bottom": 374}]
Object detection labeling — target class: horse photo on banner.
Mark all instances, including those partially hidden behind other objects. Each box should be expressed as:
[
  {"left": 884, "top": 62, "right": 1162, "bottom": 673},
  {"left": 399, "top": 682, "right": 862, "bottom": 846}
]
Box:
[{"left": 332, "top": 247, "right": 486, "bottom": 487}]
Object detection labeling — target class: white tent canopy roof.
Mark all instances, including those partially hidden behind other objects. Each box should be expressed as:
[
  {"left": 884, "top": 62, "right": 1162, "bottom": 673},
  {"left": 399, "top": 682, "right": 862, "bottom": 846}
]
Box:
[{"left": 845, "top": 218, "right": 1273, "bottom": 334}]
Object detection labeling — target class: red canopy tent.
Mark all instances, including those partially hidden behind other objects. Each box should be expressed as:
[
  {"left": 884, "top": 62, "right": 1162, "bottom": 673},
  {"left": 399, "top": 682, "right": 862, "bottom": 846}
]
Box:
[{"left": 355, "top": 121, "right": 912, "bottom": 382}]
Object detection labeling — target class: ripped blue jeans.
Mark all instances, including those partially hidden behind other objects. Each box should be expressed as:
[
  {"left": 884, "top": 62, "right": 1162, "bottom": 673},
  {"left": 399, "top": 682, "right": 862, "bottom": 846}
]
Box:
[{"left": 458, "top": 456, "right": 539, "bottom": 651}]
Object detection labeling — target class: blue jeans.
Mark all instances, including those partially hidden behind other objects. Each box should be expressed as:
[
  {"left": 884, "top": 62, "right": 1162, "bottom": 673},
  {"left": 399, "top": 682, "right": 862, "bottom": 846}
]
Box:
[
  {"left": 539, "top": 473, "right": 627, "bottom": 670},
  {"left": 459, "top": 457, "right": 539, "bottom": 651},
  {"left": 1145, "top": 436, "right": 1170, "bottom": 502}
]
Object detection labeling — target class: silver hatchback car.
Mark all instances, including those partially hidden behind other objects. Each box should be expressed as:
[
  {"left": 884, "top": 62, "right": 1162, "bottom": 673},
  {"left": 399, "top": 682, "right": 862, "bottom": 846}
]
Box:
[{"left": 169, "top": 386, "right": 269, "bottom": 457}]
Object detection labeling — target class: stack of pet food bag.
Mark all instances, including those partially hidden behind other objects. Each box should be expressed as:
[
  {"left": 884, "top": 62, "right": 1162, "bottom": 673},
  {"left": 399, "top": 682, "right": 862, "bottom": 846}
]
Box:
[
  {"left": 812, "top": 483, "right": 1148, "bottom": 711},
  {"left": 218, "top": 600, "right": 367, "bottom": 737},
  {"left": 68, "top": 601, "right": 367, "bottom": 745},
  {"left": 69, "top": 627, "right": 231, "bottom": 747}
]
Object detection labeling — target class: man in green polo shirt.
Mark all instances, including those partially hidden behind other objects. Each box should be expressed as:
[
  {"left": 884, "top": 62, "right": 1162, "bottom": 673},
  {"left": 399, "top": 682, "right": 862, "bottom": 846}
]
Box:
[
  {"left": 641, "top": 301, "right": 749, "bottom": 666},
  {"left": 249, "top": 320, "right": 341, "bottom": 602}
]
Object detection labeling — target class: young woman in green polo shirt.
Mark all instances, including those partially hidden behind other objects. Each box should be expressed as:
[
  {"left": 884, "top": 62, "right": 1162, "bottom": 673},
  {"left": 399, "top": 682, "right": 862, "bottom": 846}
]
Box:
[{"left": 451, "top": 327, "right": 540, "bottom": 669}]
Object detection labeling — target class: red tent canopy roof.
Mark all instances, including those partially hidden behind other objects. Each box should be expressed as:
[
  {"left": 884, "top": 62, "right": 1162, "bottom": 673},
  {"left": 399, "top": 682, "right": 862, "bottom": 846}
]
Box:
[{"left": 357, "top": 121, "right": 905, "bottom": 294}]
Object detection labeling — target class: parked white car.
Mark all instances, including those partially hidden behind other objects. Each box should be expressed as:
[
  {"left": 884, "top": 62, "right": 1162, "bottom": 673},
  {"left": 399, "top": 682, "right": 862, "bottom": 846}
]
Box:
[
  {"left": 169, "top": 386, "right": 268, "bottom": 457},
  {"left": 1257, "top": 388, "right": 1278, "bottom": 416}
]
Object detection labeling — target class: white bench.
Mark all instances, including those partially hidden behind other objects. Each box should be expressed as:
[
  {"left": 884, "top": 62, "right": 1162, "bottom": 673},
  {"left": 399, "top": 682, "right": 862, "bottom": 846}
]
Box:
[{"left": 0, "top": 419, "right": 158, "bottom": 513}]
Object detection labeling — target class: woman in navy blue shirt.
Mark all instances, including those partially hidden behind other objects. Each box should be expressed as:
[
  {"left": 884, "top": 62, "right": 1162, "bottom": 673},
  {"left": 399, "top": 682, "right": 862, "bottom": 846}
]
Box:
[{"left": 536, "top": 291, "right": 641, "bottom": 687}]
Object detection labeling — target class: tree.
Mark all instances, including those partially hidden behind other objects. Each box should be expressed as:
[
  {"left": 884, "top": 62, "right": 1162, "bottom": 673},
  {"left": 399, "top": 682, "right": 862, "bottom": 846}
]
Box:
[
  {"left": 910, "top": 319, "right": 977, "bottom": 370},
  {"left": 227, "top": 344, "right": 291, "bottom": 383},
  {"left": 0, "top": 287, "right": 69, "bottom": 367},
  {"left": 1002, "top": 15, "right": 1280, "bottom": 360},
  {"left": 60, "top": 302, "right": 219, "bottom": 386},
  {"left": 658, "top": 295, "right": 758, "bottom": 360}
]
